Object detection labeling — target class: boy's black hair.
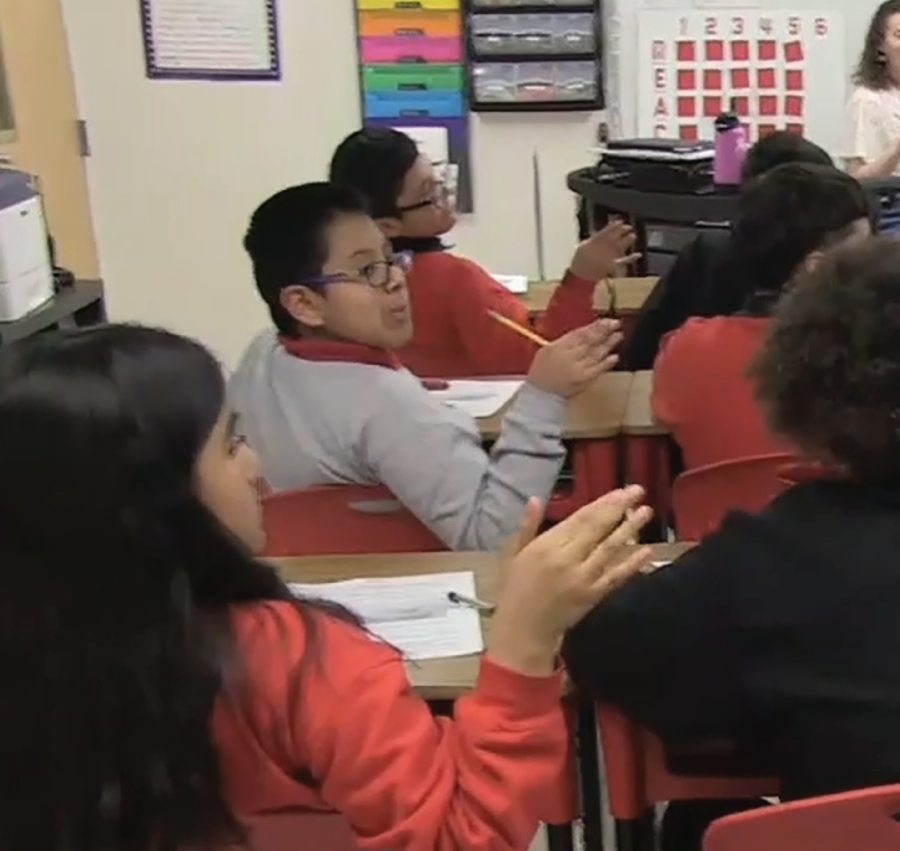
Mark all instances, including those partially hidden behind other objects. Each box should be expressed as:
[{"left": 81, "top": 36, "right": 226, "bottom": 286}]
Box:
[
  {"left": 751, "top": 236, "right": 900, "bottom": 482},
  {"left": 329, "top": 128, "right": 419, "bottom": 219},
  {"left": 731, "top": 163, "right": 870, "bottom": 297},
  {"left": 243, "top": 182, "right": 369, "bottom": 336},
  {"left": 741, "top": 131, "right": 833, "bottom": 181}
]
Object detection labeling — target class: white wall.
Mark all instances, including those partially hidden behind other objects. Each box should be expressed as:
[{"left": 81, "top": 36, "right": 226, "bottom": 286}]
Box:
[{"left": 59, "top": 0, "right": 601, "bottom": 367}]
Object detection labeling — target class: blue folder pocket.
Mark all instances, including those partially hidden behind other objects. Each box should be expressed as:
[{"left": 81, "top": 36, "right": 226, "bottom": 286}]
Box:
[{"left": 363, "top": 90, "right": 464, "bottom": 118}]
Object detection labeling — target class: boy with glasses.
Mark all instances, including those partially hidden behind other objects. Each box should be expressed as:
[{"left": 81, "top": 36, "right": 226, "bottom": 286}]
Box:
[
  {"left": 230, "top": 182, "right": 623, "bottom": 551},
  {"left": 329, "top": 128, "right": 635, "bottom": 378}
]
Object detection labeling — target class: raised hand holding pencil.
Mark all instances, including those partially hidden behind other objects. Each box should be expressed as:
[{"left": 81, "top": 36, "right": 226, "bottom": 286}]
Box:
[{"left": 524, "top": 318, "right": 623, "bottom": 398}]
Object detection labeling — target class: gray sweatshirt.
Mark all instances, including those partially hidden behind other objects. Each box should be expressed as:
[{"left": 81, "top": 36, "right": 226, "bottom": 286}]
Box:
[{"left": 229, "top": 330, "right": 566, "bottom": 551}]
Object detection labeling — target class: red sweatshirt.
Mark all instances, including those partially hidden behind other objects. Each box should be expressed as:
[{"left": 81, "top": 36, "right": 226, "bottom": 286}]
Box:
[
  {"left": 213, "top": 601, "right": 569, "bottom": 851},
  {"left": 397, "top": 249, "right": 597, "bottom": 378},
  {"left": 651, "top": 316, "right": 790, "bottom": 470}
]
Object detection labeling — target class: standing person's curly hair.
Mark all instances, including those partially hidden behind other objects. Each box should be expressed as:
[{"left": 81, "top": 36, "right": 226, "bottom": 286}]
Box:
[
  {"left": 854, "top": 0, "right": 900, "bottom": 88},
  {"left": 750, "top": 236, "right": 900, "bottom": 482}
]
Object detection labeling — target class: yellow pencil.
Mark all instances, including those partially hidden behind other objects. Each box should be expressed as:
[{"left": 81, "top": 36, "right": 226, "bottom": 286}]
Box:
[{"left": 487, "top": 310, "right": 549, "bottom": 346}]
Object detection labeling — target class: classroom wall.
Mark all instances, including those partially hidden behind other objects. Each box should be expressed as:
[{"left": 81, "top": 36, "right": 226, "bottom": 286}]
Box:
[{"left": 58, "top": 0, "right": 601, "bottom": 367}]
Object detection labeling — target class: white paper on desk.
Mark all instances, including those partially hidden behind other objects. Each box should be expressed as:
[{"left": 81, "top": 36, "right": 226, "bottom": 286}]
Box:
[
  {"left": 289, "top": 571, "right": 484, "bottom": 661},
  {"left": 428, "top": 379, "right": 523, "bottom": 418},
  {"left": 492, "top": 274, "right": 529, "bottom": 294}
]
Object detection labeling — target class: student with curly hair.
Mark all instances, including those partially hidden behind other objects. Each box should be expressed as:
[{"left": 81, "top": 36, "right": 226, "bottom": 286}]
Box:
[
  {"left": 563, "top": 236, "right": 900, "bottom": 850},
  {"left": 845, "top": 0, "right": 900, "bottom": 178}
]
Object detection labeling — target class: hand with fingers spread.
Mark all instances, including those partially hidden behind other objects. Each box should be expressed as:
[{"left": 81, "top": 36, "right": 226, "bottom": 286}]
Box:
[
  {"left": 569, "top": 219, "right": 641, "bottom": 283},
  {"left": 487, "top": 486, "right": 654, "bottom": 676},
  {"left": 527, "top": 318, "right": 623, "bottom": 398}
]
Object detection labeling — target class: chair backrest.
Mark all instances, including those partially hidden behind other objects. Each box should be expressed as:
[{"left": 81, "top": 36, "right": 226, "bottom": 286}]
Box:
[
  {"left": 672, "top": 453, "right": 797, "bottom": 540},
  {"left": 246, "top": 811, "right": 360, "bottom": 851},
  {"left": 703, "top": 783, "right": 900, "bottom": 851},
  {"left": 596, "top": 704, "right": 777, "bottom": 819},
  {"left": 261, "top": 484, "right": 446, "bottom": 557}
]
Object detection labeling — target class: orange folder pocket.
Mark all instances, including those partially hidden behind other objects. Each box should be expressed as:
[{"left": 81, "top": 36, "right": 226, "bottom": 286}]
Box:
[{"left": 358, "top": 10, "right": 461, "bottom": 38}]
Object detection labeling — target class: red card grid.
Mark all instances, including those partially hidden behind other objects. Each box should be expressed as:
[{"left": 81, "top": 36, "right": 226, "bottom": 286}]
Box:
[
  {"left": 757, "top": 40, "right": 776, "bottom": 61},
  {"left": 784, "top": 40, "right": 804, "bottom": 62},
  {"left": 730, "top": 67, "right": 750, "bottom": 89},
  {"left": 705, "top": 40, "right": 724, "bottom": 61},
  {"left": 677, "top": 96, "right": 697, "bottom": 117},
  {"left": 785, "top": 95, "right": 804, "bottom": 117},
  {"left": 677, "top": 69, "right": 696, "bottom": 90},
  {"left": 680, "top": 125, "right": 699, "bottom": 141},
  {"left": 732, "top": 96, "right": 749, "bottom": 116},
  {"left": 757, "top": 68, "right": 776, "bottom": 89},
  {"left": 785, "top": 69, "right": 804, "bottom": 91},
  {"left": 758, "top": 124, "right": 778, "bottom": 138},
  {"left": 786, "top": 123, "right": 805, "bottom": 135},
  {"left": 677, "top": 40, "right": 695, "bottom": 61},
  {"left": 758, "top": 94, "right": 778, "bottom": 116},
  {"left": 730, "top": 40, "right": 749, "bottom": 61},
  {"left": 703, "top": 95, "right": 722, "bottom": 117},
  {"left": 703, "top": 69, "right": 722, "bottom": 90}
]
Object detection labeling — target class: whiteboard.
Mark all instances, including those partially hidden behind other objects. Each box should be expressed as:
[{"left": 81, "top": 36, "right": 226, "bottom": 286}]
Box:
[
  {"left": 635, "top": 10, "right": 845, "bottom": 154},
  {"left": 603, "top": 0, "right": 864, "bottom": 160}
]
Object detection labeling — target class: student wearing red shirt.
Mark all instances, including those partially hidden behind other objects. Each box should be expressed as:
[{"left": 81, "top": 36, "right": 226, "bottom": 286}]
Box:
[
  {"left": 621, "top": 132, "right": 834, "bottom": 371},
  {"left": 0, "top": 322, "right": 653, "bottom": 851},
  {"left": 651, "top": 163, "right": 872, "bottom": 470},
  {"left": 329, "top": 128, "right": 636, "bottom": 377}
]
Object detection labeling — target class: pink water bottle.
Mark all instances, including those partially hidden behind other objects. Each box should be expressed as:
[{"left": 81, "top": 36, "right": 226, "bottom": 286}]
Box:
[{"left": 713, "top": 98, "right": 747, "bottom": 190}]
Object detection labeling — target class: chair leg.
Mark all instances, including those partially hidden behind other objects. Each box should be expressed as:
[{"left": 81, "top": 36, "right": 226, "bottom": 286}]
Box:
[
  {"left": 575, "top": 700, "right": 605, "bottom": 851},
  {"left": 614, "top": 812, "right": 655, "bottom": 851},
  {"left": 545, "top": 823, "right": 575, "bottom": 851}
]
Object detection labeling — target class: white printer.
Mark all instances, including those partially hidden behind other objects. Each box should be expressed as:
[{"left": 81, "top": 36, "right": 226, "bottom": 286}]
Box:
[{"left": 0, "top": 168, "right": 53, "bottom": 322}]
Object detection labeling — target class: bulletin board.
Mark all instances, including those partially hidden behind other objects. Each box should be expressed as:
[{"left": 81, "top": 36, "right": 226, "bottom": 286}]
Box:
[
  {"left": 354, "top": 0, "right": 474, "bottom": 213},
  {"left": 139, "top": 0, "right": 280, "bottom": 81},
  {"left": 636, "top": 10, "right": 845, "bottom": 149},
  {"left": 603, "top": 0, "right": 874, "bottom": 161}
]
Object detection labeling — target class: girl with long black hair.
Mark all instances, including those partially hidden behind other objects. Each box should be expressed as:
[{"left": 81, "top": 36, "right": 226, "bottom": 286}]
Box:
[{"left": 0, "top": 323, "right": 651, "bottom": 851}]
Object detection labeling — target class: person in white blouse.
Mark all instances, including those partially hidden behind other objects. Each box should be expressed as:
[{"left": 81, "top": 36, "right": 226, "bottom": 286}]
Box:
[{"left": 845, "top": 0, "right": 900, "bottom": 178}]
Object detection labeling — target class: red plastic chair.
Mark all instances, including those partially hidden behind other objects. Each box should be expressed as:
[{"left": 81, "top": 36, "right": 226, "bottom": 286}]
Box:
[
  {"left": 261, "top": 485, "right": 446, "bottom": 557},
  {"left": 544, "top": 443, "right": 597, "bottom": 523},
  {"left": 597, "top": 704, "right": 778, "bottom": 851},
  {"left": 672, "top": 453, "right": 797, "bottom": 540},
  {"left": 703, "top": 783, "right": 900, "bottom": 851}
]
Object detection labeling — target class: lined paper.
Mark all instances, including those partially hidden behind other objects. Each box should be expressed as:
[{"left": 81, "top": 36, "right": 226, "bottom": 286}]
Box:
[{"left": 290, "top": 571, "right": 484, "bottom": 661}]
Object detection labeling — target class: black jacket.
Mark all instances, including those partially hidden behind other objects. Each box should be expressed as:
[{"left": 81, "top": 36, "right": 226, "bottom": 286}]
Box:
[
  {"left": 562, "top": 479, "right": 900, "bottom": 801},
  {"left": 622, "top": 231, "right": 756, "bottom": 370}
]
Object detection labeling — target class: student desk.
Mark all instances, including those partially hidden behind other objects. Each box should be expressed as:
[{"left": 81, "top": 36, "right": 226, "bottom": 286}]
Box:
[
  {"left": 525, "top": 277, "right": 658, "bottom": 347},
  {"left": 525, "top": 276, "right": 658, "bottom": 316},
  {"left": 479, "top": 372, "right": 634, "bottom": 511},
  {"left": 275, "top": 551, "right": 493, "bottom": 699},
  {"left": 273, "top": 544, "right": 681, "bottom": 851},
  {"left": 623, "top": 370, "right": 673, "bottom": 531}
]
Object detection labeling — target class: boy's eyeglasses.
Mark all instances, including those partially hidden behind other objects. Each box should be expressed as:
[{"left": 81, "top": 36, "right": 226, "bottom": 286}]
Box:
[
  {"left": 396, "top": 162, "right": 458, "bottom": 214},
  {"left": 398, "top": 183, "right": 450, "bottom": 214},
  {"left": 304, "top": 250, "right": 413, "bottom": 291}
]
